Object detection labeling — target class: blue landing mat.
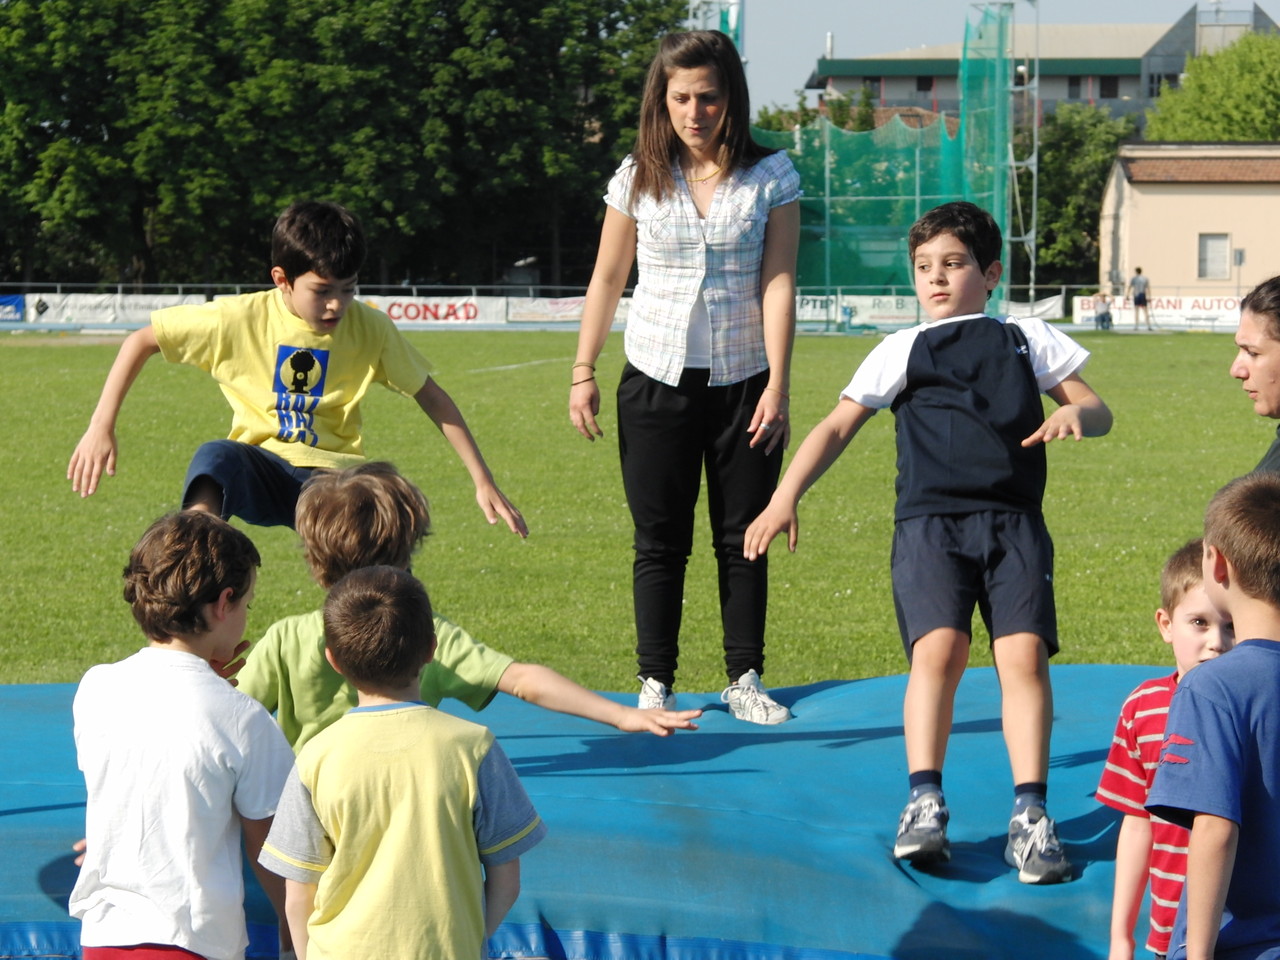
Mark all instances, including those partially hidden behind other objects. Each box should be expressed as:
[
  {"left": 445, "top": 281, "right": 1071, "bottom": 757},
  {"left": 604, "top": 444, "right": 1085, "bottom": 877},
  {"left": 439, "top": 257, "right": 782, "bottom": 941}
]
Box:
[{"left": 1, "top": 665, "right": 1155, "bottom": 959}]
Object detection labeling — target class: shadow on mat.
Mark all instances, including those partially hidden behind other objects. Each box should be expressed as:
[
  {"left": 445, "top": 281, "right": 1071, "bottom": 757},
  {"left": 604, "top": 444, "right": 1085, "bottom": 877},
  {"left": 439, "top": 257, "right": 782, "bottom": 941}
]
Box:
[
  {"left": 892, "top": 902, "right": 1095, "bottom": 960},
  {"left": 38, "top": 852, "right": 79, "bottom": 911},
  {"left": 509, "top": 715, "right": 1003, "bottom": 777}
]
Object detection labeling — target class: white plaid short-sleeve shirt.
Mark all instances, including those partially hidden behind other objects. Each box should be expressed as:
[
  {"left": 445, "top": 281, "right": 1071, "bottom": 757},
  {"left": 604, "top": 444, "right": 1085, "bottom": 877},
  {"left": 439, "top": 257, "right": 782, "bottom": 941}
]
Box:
[{"left": 606, "top": 151, "right": 801, "bottom": 386}]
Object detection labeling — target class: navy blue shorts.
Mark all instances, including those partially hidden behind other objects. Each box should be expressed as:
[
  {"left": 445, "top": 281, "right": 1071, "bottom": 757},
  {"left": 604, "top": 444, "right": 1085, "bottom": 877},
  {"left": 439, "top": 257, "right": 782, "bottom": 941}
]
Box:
[
  {"left": 890, "top": 511, "right": 1058, "bottom": 659},
  {"left": 182, "top": 440, "right": 317, "bottom": 529},
  {"left": 1133, "top": 293, "right": 1147, "bottom": 307}
]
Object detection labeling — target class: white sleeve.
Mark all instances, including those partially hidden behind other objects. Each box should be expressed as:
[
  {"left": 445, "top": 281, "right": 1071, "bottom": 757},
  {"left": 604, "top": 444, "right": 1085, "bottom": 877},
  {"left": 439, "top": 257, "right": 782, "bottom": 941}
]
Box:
[
  {"left": 1008, "top": 316, "right": 1091, "bottom": 391},
  {"left": 840, "top": 327, "right": 921, "bottom": 408},
  {"left": 233, "top": 698, "right": 296, "bottom": 820},
  {"left": 603, "top": 157, "right": 636, "bottom": 217}
]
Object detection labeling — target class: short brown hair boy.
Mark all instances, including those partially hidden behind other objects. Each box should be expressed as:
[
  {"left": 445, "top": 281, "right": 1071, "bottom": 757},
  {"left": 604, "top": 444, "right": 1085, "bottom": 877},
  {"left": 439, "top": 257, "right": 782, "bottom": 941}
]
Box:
[
  {"left": 1204, "top": 471, "right": 1280, "bottom": 607},
  {"left": 296, "top": 462, "right": 430, "bottom": 588},
  {"left": 271, "top": 200, "right": 367, "bottom": 284},
  {"left": 1160, "top": 537, "right": 1205, "bottom": 612},
  {"left": 907, "top": 200, "right": 1003, "bottom": 274},
  {"left": 124, "top": 511, "right": 260, "bottom": 640},
  {"left": 323, "top": 566, "right": 436, "bottom": 689}
]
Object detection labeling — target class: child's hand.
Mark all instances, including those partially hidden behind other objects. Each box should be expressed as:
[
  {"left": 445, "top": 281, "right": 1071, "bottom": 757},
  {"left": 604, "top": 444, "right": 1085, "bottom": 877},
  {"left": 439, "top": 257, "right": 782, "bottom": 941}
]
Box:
[
  {"left": 72, "top": 837, "right": 87, "bottom": 867},
  {"left": 477, "top": 481, "right": 528, "bottom": 538},
  {"left": 615, "top": 706, "right": 702, "bottom": 736},
  {"left": 68, "top": 424, "right": 118, "bottom": 497},
  {"left": 1021, "top": 405, "right": 1086, "bottom": 446},
  {"left": 743, "top": 501, "right": 798, "bottom": 560},
  {"left": 210, "top": 639, "right": 251, "bottom": 685}
]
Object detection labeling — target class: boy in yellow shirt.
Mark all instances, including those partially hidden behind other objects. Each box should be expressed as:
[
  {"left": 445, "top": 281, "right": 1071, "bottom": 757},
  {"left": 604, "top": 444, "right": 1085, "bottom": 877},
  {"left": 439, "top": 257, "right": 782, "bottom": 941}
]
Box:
[{"left": 68, "top": 200, "right": 524, "bottom": 535}]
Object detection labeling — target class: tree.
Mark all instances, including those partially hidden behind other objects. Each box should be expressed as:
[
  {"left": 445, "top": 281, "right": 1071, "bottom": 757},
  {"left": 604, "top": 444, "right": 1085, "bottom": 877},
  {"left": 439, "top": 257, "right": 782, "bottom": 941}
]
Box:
[
  {"left": 1146, "top": 31, "right": 1280, "bottom": 141},
  {"left": 0, "top": 0, "right": 685, "bottom": 285},
  {"left": 1010, "top": 103, "right": 1136, "bottom": 287}
]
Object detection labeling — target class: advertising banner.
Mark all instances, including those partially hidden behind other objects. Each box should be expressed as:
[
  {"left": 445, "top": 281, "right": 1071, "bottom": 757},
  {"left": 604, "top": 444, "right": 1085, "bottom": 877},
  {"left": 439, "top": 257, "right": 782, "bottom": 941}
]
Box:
[
  {"left": 24, "top": 293, "right": 206, "bottom": 325},
  {"left": 0, "top": 295, "right": 23, "bottom": 322},
  {"left": 1070, "top": 295, "right": 1240, "bottom": 330}
]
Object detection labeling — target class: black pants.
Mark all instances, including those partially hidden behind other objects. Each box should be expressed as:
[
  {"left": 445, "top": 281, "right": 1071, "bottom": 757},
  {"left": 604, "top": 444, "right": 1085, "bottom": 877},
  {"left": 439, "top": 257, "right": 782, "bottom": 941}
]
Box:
[{"left": 617, "top": 363, "right": 782, "bottom": 686}]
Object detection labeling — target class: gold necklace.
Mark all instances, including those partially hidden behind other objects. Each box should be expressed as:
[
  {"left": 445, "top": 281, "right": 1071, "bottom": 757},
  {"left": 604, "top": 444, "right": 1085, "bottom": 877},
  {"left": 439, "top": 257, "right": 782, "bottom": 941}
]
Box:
[{"left": 685, "top": 163, "right": 721, "bottom": 183}]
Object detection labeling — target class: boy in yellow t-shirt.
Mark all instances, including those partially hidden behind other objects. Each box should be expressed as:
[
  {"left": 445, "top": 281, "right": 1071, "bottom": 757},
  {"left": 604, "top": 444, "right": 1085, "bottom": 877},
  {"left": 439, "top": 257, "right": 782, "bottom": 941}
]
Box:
[
  {"left": 258, "top": 565, "right": 546, "bottom": 959},
  {"left": 68, "top": 200, "right": 525, "bottom": 535}
]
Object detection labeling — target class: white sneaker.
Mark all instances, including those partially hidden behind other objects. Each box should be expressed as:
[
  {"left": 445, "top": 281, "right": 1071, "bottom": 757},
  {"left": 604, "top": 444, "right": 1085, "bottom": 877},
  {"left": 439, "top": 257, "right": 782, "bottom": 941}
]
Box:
[
  {"left": 1005, "top": 806, "right": 1072, "bottom": 884},
  {"left": 721, "top": 669, "right": 791, "bottom": 724},
  {"left": 637, "top": 676, "right": 676, "bottom": 710}
]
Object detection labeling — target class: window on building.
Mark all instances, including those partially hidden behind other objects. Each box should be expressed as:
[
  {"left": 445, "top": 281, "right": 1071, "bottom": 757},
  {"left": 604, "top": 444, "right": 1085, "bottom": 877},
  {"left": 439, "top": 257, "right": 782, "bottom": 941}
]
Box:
[
  {"left": 916, "top": 75, "right": 933, "bottom": 92},
  {"left": 1148, "top": 73, "right": 1180, "bottom": 97},
  {"left": 1198, "top": 233, "right": 1230, "bottom": 280},
  {"left": 1099, "top": 75, "right": 1120, "bottom": 98},
  {"left": 1067, "top": 76, "right": 1081, "bottom": 98}
]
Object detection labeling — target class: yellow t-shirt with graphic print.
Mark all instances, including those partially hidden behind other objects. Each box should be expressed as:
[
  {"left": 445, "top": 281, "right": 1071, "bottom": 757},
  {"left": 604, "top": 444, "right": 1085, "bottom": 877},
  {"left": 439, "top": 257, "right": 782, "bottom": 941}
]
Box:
[{"left": 152, "top": 289, "right": 431, "bottom": 469}]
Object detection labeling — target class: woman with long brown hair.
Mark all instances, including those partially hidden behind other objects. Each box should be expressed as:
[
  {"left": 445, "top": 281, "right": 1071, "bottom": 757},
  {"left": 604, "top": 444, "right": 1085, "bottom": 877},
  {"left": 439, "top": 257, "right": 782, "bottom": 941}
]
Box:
[{"left": 569, "top": 30, "right": 800, "bottom": 724}]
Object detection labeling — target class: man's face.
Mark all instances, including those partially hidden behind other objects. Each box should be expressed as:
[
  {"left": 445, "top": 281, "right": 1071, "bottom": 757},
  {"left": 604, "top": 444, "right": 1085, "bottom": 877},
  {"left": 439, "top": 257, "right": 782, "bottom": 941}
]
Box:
[{"left": 1231, "top": 309, "right": 1280, "bottom": 418}]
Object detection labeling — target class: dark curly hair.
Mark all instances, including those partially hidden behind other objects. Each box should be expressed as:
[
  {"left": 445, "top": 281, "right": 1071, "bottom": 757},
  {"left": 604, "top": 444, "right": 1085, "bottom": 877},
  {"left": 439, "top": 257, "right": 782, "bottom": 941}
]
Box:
[{"left": 123, "top": 512, "right": 259, "bottom": 641}]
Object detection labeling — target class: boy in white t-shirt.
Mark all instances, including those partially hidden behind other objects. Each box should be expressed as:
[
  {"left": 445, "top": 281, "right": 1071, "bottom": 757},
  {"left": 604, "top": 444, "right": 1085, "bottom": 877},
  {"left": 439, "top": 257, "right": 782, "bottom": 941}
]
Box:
[{"left": 69, "top": 512, "right": 295, "bottom": 960}]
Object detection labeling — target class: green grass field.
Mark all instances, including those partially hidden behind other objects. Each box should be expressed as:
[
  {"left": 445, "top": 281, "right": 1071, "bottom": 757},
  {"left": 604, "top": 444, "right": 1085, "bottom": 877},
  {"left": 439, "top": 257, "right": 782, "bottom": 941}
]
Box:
[{"left": 0, "top": 327, "right": 1267, "bottom": 690}]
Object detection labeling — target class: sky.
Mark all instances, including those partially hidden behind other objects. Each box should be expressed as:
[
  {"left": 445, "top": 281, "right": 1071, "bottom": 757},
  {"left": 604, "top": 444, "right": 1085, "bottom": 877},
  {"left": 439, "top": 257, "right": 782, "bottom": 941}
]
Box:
[{"left": 740, "top": 0, "right": 1275, "bottom": 110}]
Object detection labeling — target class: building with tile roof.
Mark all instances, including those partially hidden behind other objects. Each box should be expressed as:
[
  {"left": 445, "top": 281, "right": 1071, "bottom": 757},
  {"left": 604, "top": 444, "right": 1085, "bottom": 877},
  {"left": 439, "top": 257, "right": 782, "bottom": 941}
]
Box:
[{"left": 1099, "top": 142, "right": 1280, "bottom": 298}]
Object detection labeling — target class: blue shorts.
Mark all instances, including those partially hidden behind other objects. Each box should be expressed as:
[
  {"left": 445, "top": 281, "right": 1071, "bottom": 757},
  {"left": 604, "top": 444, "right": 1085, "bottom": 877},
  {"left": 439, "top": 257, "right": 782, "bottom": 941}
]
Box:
[
  {"left": 890, "top": 511, "right": 1058, "bottom": 659},
  {"left": 183, "top": 440, "right": 317, "bottom": 529},
  {"left": 1133, "top": 293, "right": 1147, "bottom": 307}
]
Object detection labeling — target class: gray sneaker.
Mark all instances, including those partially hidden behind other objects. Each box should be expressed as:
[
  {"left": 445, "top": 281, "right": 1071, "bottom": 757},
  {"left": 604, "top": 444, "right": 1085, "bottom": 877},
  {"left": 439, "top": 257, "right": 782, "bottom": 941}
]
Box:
[
  {"left": 894, "top": 794, "right": 951, "bottom": 863},
  {"left": 637, "top": 676, "right": 676, "bottom": 710},
  {"left": 720, "top": 669, "right": 792, "bottom": 724},
  {"left": 1005, "top": 806, "right": 1072, "bottom": 884}
]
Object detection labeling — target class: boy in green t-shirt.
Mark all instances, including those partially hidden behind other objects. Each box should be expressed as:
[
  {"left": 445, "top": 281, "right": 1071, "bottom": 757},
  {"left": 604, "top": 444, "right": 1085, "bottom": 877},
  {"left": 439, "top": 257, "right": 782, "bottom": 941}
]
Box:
[{"left": 237, "top": 461, "right": 702, "bottom": 750}]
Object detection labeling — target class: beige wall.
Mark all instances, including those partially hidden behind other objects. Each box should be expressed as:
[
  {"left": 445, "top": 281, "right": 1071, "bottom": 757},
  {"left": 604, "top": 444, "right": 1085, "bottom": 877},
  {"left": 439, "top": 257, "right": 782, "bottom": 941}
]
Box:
[{"left": 1101, "top": 178, "right": 1280, "bottom": 297}]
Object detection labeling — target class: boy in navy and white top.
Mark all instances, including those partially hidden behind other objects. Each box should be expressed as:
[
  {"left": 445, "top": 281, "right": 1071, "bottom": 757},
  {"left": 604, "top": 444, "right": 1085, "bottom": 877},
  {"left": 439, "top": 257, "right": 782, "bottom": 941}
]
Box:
[{"left": 744, "top": 200, "right": 1112, "bottom": 884}]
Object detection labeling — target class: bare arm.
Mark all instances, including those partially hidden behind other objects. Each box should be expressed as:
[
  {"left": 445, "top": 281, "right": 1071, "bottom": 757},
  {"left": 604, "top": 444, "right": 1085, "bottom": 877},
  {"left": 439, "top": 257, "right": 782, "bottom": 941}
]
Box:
[
  {"left": 743, "top": 398, "right": 877, "bottom": 559},
  {"left": 284, "top": 879, "right": 316, "bottom": 960},
  {"left": 413, "top": 378, "right": 527, "bottom": 537},
  {"left": 498, "top": 661, "right": 700, "bottom": 736},
  {"left": 483, "top": 858, "right": 521, "bottom": 939},
  {"left": 68, "top": 324, "right": 162, "bottom": 496},
  {"left": 1183, "top": 813, "right": 1238, "bottom": 960},
  {"left": 1108, "top": 814, "right": 1151, "bottom": 960},
  {"left": 570, "top": 207, "right": 637, "bottom": 441},
  {"left": 1022, "top": 372, "right": 1113, "bottom": 446},
  {"left": 748, "top": 201, "right": 800, "bottom": 455},
  {"left": 241, "top": 816, "right": 293, "bottom": 955}
]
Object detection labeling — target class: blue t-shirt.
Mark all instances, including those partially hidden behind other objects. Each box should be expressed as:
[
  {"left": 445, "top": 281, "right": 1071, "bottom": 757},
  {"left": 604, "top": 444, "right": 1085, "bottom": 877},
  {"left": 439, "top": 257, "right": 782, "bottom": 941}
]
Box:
[{"left": 1147, "top": 640, "right": 1280, "bottom": 960}]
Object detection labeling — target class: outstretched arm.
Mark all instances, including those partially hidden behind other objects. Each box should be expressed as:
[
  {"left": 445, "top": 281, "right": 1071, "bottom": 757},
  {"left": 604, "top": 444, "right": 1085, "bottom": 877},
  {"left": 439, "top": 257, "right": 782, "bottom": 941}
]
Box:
[
  {"left": 570, "top": 207, "right": 637, "bottom": 441},
  {"left": 68, "top": 325, "right": 162, "bottom": 497},
  {"left": 414, "top": 378, "right": 528, "bottom": 537},
  {"left": 744, "top": 398, "right": 876, "bottom": 560},
  {"left": 498, "top": 662, "right": 700, "bottom": 735},
  {"left": 1022, "top": 372, "right": 1113, "bottom": 446}
]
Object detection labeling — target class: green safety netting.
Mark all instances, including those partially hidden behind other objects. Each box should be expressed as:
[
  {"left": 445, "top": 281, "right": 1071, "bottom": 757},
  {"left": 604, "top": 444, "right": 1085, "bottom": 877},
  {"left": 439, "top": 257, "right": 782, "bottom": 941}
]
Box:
[{"left": 751, "top": 4, "right": 1010, "bottom": 297}]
